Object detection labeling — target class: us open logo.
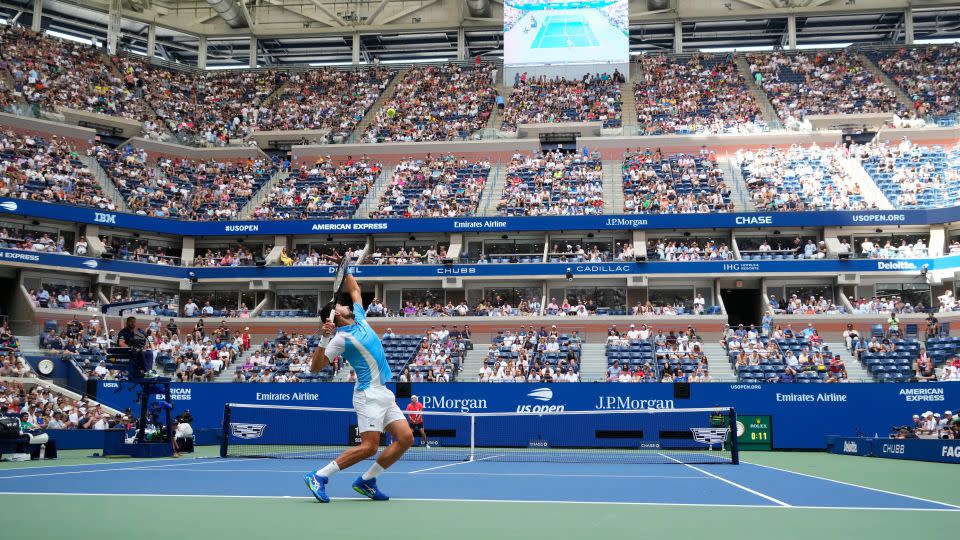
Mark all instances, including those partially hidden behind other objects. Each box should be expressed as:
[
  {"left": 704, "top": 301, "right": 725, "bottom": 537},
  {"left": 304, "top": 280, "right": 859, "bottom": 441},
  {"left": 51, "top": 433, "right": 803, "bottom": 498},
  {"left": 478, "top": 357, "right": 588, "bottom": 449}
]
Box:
[
  {"left": 0, "top": 201, "right": 18, "bottom": 212},
  {"left": 231, "top": 423, "right": 267, "bottom": 439}
]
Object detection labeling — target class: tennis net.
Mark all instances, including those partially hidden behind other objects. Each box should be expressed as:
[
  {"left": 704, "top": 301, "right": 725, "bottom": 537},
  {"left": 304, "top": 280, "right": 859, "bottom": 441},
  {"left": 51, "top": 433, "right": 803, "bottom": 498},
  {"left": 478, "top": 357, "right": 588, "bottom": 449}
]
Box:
[{"left": 221, "top": 403, "right": 738, "bottom": 464}]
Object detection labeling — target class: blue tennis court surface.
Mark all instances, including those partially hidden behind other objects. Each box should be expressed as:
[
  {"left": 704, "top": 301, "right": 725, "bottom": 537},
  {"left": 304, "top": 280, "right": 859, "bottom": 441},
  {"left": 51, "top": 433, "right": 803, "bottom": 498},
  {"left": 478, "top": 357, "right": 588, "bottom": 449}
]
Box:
[
  {"left": 0, "top": 456, "right": 956, "bottom": 511},
  {"left": 532, "top": 15, "right": 599, "bottom": 49}
]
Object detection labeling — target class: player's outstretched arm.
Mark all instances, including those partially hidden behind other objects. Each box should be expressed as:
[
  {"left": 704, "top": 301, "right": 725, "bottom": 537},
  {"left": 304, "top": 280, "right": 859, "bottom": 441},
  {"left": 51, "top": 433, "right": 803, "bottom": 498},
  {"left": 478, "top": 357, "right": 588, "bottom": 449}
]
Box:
[{"left": 345, "top": 272, "right": 362, "bottom": 305}]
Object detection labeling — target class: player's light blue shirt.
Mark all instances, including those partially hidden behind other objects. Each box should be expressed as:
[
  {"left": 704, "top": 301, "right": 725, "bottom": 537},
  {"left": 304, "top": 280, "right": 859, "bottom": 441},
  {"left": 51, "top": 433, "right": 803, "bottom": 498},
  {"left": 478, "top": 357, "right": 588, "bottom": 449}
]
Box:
[{"left": 324, "top": 302, "right": 391, "bottom": 391}]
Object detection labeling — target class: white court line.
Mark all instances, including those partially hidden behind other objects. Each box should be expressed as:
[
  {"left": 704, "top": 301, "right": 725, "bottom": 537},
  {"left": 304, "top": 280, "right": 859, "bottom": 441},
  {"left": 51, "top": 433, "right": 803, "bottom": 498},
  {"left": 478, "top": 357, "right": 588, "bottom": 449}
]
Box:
[
  {"left": 77, "top": 467, "right": 708, "bottom": 480},
  {"left": 408, "top": 454, "right": 504, "bottom": 474},
  {"left": 0, "top": 456, "right": 218, "bottom": 472},
  {"left": 743, "top": 460, "right": 960, "bottom": 510},
  {"left": 0, "top": 459, "right": 254, "bottom": 480},
  {"left": 0, "top": 491, "right": 955, "bottom": 512},
  {"left": 658, "top": 453, "right": 791, "bottom": 507}
]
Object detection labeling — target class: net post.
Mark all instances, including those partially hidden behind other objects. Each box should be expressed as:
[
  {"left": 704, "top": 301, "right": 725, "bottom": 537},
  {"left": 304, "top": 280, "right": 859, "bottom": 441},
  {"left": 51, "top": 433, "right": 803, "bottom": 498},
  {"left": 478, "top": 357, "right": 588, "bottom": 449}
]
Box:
[
  {"left": 220, "top": 403, "right": 231, "bottom": 458},
  {"left": 469, "top": 414, "right": 476, "bottom": 462},
  {"left": 729, "top": 407, "right": 739, "bottom": 465}
]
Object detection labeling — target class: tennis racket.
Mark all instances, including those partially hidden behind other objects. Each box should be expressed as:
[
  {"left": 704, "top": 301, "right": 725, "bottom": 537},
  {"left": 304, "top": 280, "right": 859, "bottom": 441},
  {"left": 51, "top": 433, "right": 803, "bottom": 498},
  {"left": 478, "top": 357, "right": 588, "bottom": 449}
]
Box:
[{"left": 327, "top": 255, "right": 350, "bottom": 323}]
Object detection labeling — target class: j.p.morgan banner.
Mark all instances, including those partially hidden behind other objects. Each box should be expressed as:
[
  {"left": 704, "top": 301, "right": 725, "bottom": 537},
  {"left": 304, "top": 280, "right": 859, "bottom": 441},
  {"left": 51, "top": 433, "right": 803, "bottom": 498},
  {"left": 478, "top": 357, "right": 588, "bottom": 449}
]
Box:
[{"left": 95, "top": 381, "right": 959, "bottom": 449}]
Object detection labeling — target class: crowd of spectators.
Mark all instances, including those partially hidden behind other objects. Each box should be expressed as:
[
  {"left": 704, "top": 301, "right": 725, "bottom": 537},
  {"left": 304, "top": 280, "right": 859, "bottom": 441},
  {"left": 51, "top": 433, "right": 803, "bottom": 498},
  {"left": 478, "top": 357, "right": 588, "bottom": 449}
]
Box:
[
  {"left": 497, "top": 151, "right": 604, "bottom": 216},
  {"left": 622, "top": 148, "right": 731, "bottom": 213},
  {"left": 369, "top": 155, "right": 489, "bottom": 218},
  {"left": 28, "top": 286, "right": 98, "bottom": 310},
  {"left": 396, "top": 326, "right": 467, "bottom": 382},
  {"left": 502, "top": 73, "right": 622, "bottom": 130},
  {"left": 364, "top": 64, "right": 496, "bottom": 142},
  {"left": 851, "top": 139, "right": 960, "bottom": 208},
  {"left": 0, "top": 380, "right": 134, "bottom": 431},
  {"left": 252, "top": 157, "right": 381, "bottom": 220},
  {"left": 646, "top": 238, "right": 732, "bottom": 261},
  {"left": 0, "top": 131, "right": 116, "bottom": 211},
  {"left": 746, "top": 50, "right": 902, "bottom": 125},
  {"left": 256, "top": 67, "right": 394, "bottom": 139},
  {"left": 100, "top": 236, "right": 179, "bottom": 265},
  {"left": 478, "top": 326, "right": 581, "bottom": 382},
  {"left": 0, "top": 27, "right": 151, "bottom": 122},
  {"left": 547, "top": 242, "right": 633, "bottom": 263},
  {"left": 634, "top": 54, "right": 764, "bottom": 134},
  {"left": 0, "top": 228, "right": 67, "bottom": 254},
  {"left": 92, "top": 144, "right": 278, "bottom": 220},
  {"left": 851, "top": 237, "right": 929, "bottom": 259},
  {"left": 113, "top": 56, "right": 288, "bottom": 146},
  {"left": 871, "top": 44, "right": 960, "bottom": 119},
  {"left": 727, "top": 322, "right": 849, "bottom": 383},
  {"left": 850, "top": 296, "right": 926, "bottom": 315},
  {"left": 367, "top": 245, "right": 446, "bottom": 265},
  {"left": 193, "top": 246, "right": 262, "bottom": 267},
  {"left": 900, "top": 409, "right": 960, "bottom": 439},
  {"left": 769, "top": 294, "right": 843, "bottom": 315},
  {"left": 735, "top": 143, "right": 870, "bottom": 211},
  {"left": 280, "top": 245, "right": 364, "bottom": 266},
  {"left": 235, "top": 332, "right": 321, "bottom": 383}
]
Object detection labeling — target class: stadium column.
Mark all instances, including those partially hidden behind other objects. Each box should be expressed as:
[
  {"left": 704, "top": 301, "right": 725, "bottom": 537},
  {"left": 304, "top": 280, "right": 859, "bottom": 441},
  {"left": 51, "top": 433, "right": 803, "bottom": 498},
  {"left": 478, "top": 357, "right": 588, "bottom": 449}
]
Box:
[
  {"left": 84, "top": 226, "right": 106, "bottom": 258},
  {"left": 146, "top": 24, "right": 156, "bottom": 59},
  {"left": 904, "top": 7, "right": 915, "bottom": 45},
  {"left": 457, "top": 27, "right": 466, "bottom": 61},
  {"left": 264, "top": 238, "right": 287, "bottom": 265},
  {"left": 250, "top": 36, "right": 258, "bottom": 68},
  {"left": 31, "top": 0, "right": 42, "bottom": 32},
  {"left": 632, "top": 230, "right": 647, "bottom": 259},
  {"left": 197, "top": 37, "right": 208, "bottom": 70},
  {"left": 181, "top": 237, "right": 196, "bottom": 267},
  {"left": 787, "top": 15, "right": 797, "bottom": 51},
  {"left": 352, "top": 32, "right": 361, "bottom": 66},
  {"left": 929, "top": 226, "right": 945, "bottom": 257},
  {"left": 673, "top": 19, "right": 683, "bottom": 54}
]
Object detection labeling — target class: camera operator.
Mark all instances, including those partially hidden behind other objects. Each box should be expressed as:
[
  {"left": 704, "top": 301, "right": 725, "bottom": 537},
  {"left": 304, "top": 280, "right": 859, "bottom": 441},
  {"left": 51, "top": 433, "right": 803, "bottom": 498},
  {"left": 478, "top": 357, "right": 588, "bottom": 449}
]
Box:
[{"left": 173, "top": 410, "right": 194, "bottom": 457}]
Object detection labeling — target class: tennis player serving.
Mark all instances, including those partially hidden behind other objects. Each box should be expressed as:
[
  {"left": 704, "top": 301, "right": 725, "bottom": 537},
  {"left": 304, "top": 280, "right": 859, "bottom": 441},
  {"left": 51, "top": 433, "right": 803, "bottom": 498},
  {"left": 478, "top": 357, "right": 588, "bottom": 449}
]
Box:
[{"left": 304, "top": 272, "right": 413, "bottom": 503}]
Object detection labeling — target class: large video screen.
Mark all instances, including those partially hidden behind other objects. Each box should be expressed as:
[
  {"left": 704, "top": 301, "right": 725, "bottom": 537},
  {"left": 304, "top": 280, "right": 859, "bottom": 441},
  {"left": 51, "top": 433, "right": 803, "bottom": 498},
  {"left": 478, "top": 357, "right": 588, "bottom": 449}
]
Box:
[{"left": 504, "top": 0, "right": 629, "bottom": 67}]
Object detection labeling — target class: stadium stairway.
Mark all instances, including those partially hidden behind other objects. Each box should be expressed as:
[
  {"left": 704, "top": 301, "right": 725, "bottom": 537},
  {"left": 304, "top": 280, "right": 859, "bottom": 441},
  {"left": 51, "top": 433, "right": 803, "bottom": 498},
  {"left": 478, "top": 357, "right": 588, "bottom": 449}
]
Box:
[
  {"left": 579, "top": 343, "right": 609, "bottom": 382},
  {"left": 349, "top": 67, "right": 409, "bottom": 143},
  {"left": 603, "top": 160, "right": 625, "bottom": 214},
  {"left": 701, "top": 343, "right": 738, "bottom": 382},
  {"left": 78, "top": 154, "right": 133, "bottom": 213},
  {"left": 827, "top": 341, "right": 872, "bottom": 382},
  {"left": 733, "top": 56, "right": 783, "bottom": 130},
  {"left": 720, "top": 158, "right": 751, "bottom": 212},
  {"left": 857, "top": 53, "right": 916, "bottom": 113},
  {"left": 481, "top": 162, "right": 510, "bottom": 216},
  {"left": 619, "top": 82, "right": 637, "bottom": 130},
  {"left": 486, "top": 84, "right": 508, "bottom": 130},
  {"left": 356, "top": 163, "right": 395, "bottom": 218},
  {"left": 836, "top": 156, "right": 894, "bottom": 209},
  {"left": 459, "top": 347, "right": 487, "bottom": 382},
  {"left": 236, "top": 170, "right": 290, "bottom": 219}
]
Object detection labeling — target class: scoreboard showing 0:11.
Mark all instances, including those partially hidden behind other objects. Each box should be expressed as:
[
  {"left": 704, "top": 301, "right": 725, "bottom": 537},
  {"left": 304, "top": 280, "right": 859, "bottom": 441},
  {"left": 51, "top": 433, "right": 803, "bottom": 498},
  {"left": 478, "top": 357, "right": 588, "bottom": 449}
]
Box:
[{"left": 737, "top": 415, "right": 773, "bottom": 451}]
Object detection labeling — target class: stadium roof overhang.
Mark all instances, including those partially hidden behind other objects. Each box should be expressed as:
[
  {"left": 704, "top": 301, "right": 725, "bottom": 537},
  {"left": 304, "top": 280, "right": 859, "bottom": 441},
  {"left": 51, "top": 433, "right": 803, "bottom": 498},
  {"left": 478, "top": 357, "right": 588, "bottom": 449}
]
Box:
[{"left": 0, "top": 0, "right": 956, "bottom": 66}]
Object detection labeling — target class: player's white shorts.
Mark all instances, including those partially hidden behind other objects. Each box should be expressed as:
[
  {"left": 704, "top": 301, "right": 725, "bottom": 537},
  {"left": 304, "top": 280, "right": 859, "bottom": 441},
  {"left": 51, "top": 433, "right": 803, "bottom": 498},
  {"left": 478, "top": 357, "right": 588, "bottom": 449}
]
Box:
[{"left": 354, "top": 385, "right": 405, "bottom": 433}]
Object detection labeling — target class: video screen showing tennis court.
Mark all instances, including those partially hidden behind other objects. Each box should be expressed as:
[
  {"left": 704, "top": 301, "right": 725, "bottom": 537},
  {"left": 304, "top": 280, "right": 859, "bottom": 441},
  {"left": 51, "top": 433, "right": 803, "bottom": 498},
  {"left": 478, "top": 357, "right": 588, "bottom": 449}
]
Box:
[{"left": 504, "top": 0, "right": 629, "bottom": 67}]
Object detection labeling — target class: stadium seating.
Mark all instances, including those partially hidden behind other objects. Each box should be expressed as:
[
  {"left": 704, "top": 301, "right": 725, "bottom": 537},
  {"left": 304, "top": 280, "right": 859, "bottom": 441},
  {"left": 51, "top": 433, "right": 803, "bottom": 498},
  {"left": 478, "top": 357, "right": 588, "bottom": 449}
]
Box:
[
  {"left": 497, "top": 151, "right": 603, "bottom": 216},
  {"left": 502, "top": 73, "right": 622, "bottom": 130},
  {"left": 622, "top": 150, "right": 731, "bottom": 213},
  {"left": 746, "top": 50, "right": 902, "bottom": 122},
  {"left": 634, "top": 54, "right": 765, "bottom": 135},
  {"left": 252, "top": 158, "right": 382, "bottom": 220},
  {"left": 363, "top": 64, "right": 496, "bottom": 142},
  {"left": 255, "top": 67, "right": 394, "bottom": 140},
  {"left": 0, "top": 132, "right": 115, "bottom": 210},
  {"left": 735, "top": 143, "right": 869, "bottom": 211},
  {"left": 369, "top": 156, "right": 490, "bottom": 218},
  {"left": 852, "top": 141, "right": 960, "bottom": 208},
  {"left": 481, "top": 329, "right": 581, "bottom": 382},
  {"left": 866, "top": 45, "right": 960, "bottom": 124}
]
